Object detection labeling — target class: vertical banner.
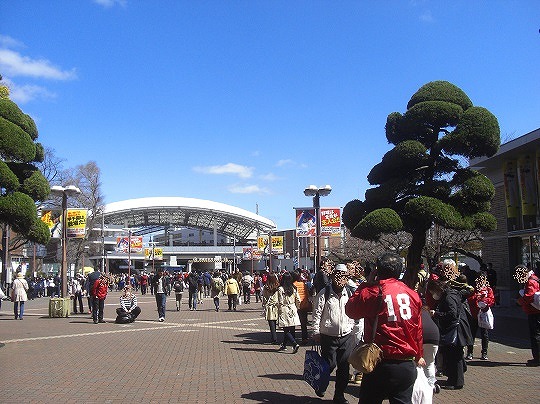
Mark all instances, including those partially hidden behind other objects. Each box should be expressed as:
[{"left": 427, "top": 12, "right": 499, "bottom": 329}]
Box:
[
  {"left": 518, "top": 154, "right": 537, "bottom": 228},
  {"left": 271, "top": 236, "right": 284, "bottom": 254},
  {"left": 144, "top": 247, "right": 163, "bottom": 260},
  {"left": 257, "top": 236, "right": 270, "bottom": 254},
  {"left": 115, "top": 236, "right": 143, "bottom": 253},
  {"left": 296, "top": 208, "right": 316, "bottom": 237},
  {"left": 503, "top": 160, "right": 521, "bottom": 231},
  {"left": 66, "top": 209, "right": 88, "bottom": 239},
  {"left": 41, "top": 209, "right": 63, "bottom": 239},
  {"left": 320, "top": 207, "right": 341, "bottom": 237}
]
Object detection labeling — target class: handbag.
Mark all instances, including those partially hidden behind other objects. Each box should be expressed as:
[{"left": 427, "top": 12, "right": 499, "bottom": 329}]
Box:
[
  {"left": 439, "top": 321, "right": 459, "bottom": 346},
  {"left": 478, "top": 308, "right": 494, "bottom": 329},
  {"left": 303, "top": 345, "right": 330, "bottom": 393},
  {"left": 348, "top": 285, "right": 384, "bottom": 374}
]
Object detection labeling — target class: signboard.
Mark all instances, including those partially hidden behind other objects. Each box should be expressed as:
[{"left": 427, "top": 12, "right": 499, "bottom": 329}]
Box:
[
  {"left": 295, "top": 208, "right": 316, "bottom": 237},
  {"left": 243, "top": 247, "right": 262, "bottom": 260},
  {"left": 41, "top": 209, "right": 62, "bottom": 239},
  {"left": 320, "top": 208, "right": 341, "bottom": 237},
  {"left": 66, "top": 209, "right": 87, "bottom": 239},
  {"left": 144, "top": 247, "right": 163, "bottom": 260},
  {"left": 257, "top": 236, "right": 270, "bottom": 254},
  {"left": 41, "top": 209, "right": 87, "bottom": 239},
  {"left": 115, "top": 236, "right": 143, "bottom": 253},
  {"left": 271, "top": 236, "right": 284, "bottom": 254}
]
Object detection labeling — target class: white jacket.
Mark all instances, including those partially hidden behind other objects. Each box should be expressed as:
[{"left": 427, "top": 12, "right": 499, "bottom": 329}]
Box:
[{"left": 312, "top": 285, "right": 355, "bottom": 337}]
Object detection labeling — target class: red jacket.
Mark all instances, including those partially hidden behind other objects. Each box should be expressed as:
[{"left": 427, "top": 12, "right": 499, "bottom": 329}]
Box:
[
  {"left": 467, "top": 286, "right": 495, "bottom": 318},
  {"left": 345, "top": 278, "right": 423, "bottom": 361},
  {"left": 91, "top": 279, "right": 108, "bottom": 300},
  {"left": 518, "top": 275, "right": 540, "bottom": 315}
]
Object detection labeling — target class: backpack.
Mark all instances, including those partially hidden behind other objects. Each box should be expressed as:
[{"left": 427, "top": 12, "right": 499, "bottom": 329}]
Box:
[
  {"left": 173, "top": 280, "right": 184, "bottom": 293},
  {"left": 211, "top": 278, "right": 223, "bottom": 294}
]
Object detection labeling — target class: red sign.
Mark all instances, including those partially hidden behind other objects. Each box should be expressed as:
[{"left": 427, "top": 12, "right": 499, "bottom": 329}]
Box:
[{"left": 320, "top": 208, "right": 341, "bottom": 237}]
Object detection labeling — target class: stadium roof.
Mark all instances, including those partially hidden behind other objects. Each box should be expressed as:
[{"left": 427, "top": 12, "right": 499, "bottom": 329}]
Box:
[{"left": 102, "top": 197, "right": 276, "bottom": 241}]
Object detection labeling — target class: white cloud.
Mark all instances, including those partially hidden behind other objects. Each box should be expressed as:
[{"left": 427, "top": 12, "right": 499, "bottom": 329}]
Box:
[
  {"left": 193, "top": 163, "right": 253, "bottom": 178},
  {"left": 0, "top": 35, "right": 25, "bottom": 49},
  {"left": 0, "top": 49, "right": 77, "bottom": 80},
  {"left": 419, "top": 11, "right": 434, "bottom": 23},
  {"left": 260, "top": 173, "right": 279, "bottom": 181},
  {"left": 228, "top": 184, "right": 270, "bottom": 194},
  {"left": 94, "top": 0, "right": 127, "bottom": 8},
  {"left": 276, "top": 159, "right": 294, "bottom": 167},
  {"left": 9, "top": 82, "right": 55, "bottom": 104}
]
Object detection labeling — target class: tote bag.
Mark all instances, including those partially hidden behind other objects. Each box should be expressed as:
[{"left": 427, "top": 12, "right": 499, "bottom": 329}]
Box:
[{"left": 303, "top": 346, "right": 330, "bottom": 393}]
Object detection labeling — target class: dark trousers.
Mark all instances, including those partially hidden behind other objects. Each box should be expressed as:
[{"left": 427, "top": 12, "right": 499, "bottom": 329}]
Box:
[
  {"left": 281, "top": 326, "right": 297, "bottom": 347},
  {"left": 320, "top": 332, "right": 353, "bottom": 399},
  {"left": 467, "top": 317, "right": 489, "bottom": 355},
  {"left": 528, "top": 313, "right": 540, "bottom": 361},
  {"left": 72, "top": 292, "right": 84, "bottom": 313},
  {"left": 441, "top": 345, "right": 465, "bottom": 387},
  {"left": 268, "top": 320, "right": 277, "bottom": 343},
  {"left": 155, "top": 293, "right": 166, "bottom": 318},
  {"left": 116, "top": 306, "right": 141, "bottom": 321},
  {"left": 213, "top": 296, "right": 220, "bottom": 310},
  {"left": 359, "top": 359, "right": 416, "bottom": 404},
  {"left": 141, "top": 285, "right": 147, "bottom": 295},
  {"left": 298, "top": 309, "right": 309, "bottom": 342},
  {"left": 227, "top": 294, "right": 237, "bottom": 310},
  {"left": 92, "top": 298, "right": 105, "bottom": 322}
]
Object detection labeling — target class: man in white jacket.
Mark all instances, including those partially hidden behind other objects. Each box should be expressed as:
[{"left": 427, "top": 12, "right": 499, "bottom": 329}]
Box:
[{"left": 312, "top": 263, "right": 355, "bottom": 404}]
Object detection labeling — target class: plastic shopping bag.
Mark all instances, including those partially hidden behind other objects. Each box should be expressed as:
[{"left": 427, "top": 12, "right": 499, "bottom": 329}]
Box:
[
  {"left": 412, "top": 366, "right": 433, "bottom": 404},
  {"left": 478, "top": 308, "right": 494, "bottom": 329}
]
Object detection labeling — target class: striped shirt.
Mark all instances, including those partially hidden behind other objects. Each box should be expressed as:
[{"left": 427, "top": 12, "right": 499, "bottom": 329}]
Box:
[{"left": 119, "top": 294, "right": 137, "bottom": 311}]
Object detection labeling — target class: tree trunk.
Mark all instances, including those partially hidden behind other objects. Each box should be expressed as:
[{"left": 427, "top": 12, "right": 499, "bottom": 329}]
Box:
[{"left": 404, "top": 229, "right": 426, "bottom": 287}]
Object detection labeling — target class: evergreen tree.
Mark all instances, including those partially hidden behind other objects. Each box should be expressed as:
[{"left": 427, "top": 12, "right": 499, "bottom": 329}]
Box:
[{"left": 342, "top": 81, "right": 500, "bottom": 284}]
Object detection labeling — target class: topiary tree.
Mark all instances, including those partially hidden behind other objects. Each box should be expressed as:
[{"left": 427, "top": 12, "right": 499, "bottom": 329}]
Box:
[
  {"left": 0, "top": 80, "right": 51, "bottom": 247},
  {"left": 342, "top": 81, "right": 500, "bottom": 285}
]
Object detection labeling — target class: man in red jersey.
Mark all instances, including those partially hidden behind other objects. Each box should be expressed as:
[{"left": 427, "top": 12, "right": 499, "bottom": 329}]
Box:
[{"left": 345, "top": 252, "right": 425, "bottom": 403}]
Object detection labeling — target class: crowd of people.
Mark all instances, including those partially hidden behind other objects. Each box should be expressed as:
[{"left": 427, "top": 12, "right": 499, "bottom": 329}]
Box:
[{"left": 1, "top": 255, "right": 538, "bottom": 404}]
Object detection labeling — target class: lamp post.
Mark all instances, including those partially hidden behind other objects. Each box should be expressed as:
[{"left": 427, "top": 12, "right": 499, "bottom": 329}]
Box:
[
  {"left": 304, "top": 184, "right": 332, "bottom": 272},
  {"left": 50, "top": 185, "right": 81, "bottom": 298}
]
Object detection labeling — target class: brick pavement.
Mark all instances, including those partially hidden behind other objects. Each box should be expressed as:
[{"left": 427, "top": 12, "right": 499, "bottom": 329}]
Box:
[{"left": 0, "top": 293, "right": 537, "bottom": 404}]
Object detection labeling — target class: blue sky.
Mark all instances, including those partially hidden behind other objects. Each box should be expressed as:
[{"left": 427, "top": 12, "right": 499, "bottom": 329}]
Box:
[{"left": 1, "top": 1, "right": 539, "bottom": 230}]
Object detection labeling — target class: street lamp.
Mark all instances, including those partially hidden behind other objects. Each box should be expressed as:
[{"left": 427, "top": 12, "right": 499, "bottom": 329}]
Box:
[
  {"left": 50, "top": 185, "right": 81, "bottom": 298},
  {"left": 304, "top": 184, "right": 332, "bottom": 272}
]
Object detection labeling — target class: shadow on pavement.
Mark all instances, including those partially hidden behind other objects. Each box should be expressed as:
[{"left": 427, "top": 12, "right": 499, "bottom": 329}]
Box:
[
  {"left": 241, "top": 390, "right": 322, "bottom": 403},
  {"left": 259, "top": 373, "right": 310, "bottom": 381},
  {"left": 466, "top": 360, "right": 527, "bottom": 368}
]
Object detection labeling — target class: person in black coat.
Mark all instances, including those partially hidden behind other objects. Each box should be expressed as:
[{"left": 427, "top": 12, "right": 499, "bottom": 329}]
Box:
[{"left": 430, "top": 278, "right": 473, "bottom": 390}]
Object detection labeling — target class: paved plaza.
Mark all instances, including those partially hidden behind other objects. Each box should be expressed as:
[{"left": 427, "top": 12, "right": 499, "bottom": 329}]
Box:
[{"left": 0, "top": 292, "right": 537, "bottom": 404}]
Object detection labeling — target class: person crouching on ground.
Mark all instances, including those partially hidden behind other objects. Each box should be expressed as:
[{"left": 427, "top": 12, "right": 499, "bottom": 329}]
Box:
[{"left": 116, "top": 286, "right": 141, "bottom": 323}]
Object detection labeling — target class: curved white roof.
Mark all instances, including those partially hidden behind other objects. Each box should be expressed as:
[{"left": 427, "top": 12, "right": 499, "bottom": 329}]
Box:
[{"left": 103, "top": 197, "right": 276, "bottom": 240}]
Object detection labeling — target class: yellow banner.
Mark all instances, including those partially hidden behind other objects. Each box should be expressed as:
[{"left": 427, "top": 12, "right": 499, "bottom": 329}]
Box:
[
  {"left": 66, "top": 209, "right": 87, "bottom": 239},
  {"left": 144, "top": 247, "right": 163, "bottom": 260},
  {"left": 271, "top": 236, "right": 284, "bottom": 254}
]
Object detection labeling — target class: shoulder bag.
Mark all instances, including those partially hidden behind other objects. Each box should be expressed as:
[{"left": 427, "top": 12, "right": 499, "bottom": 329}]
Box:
[{"left": 348, "top": 285, "right": 384, "bottom": 373}]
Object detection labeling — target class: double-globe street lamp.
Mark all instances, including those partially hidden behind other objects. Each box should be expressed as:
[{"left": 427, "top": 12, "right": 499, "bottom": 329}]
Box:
[
  {"left": 304, "top": 184, "right": 332, "bottom": 272},
  {"left": 50, "top": 185, "right": 81, "bottom": 298}
]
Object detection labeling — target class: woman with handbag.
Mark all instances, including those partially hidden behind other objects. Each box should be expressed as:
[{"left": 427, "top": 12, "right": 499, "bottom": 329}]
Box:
[
  {"left": 12, "top": 272, "right": 29, "bottom": 320},
  {"left": 466, "top": 271, "right": 495, "bottom": 360},
  {"left": 429, "top": 264, "right": 473, "bottom": 390},
  {"left": 276, "top": 272, "right": 301, "bottom": 353},
  {"left": 263, "top": 274, "right": 280, "bottom": 344}
]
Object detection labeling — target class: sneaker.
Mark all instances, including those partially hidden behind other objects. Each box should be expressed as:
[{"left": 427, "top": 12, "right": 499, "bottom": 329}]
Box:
[
  {"left": 159, "top": 317, "right": 164, "bottom": 322},
  {"left": 465, "top": 354, "right": 473, "bottom": 360},
  {"left": 293, "top": 344, "right": 300, "bottom": 354},
  {"left": 354, "top": 373, "right": 363, "bottom": 384},
  {"left": 315, "top": 389, "right": 325, "bottom": 398},
  {"left": 98, "top": 319, "right": 106, "bottom": 323},
  {"left": 480, "top": 354, "right": 488, "bottom": 360},
  {"left": 433, "top": 383, "right": 441, "bottom": 394},
  {"left": 278, "top": 345, "right": 287, "bottom": 351}
]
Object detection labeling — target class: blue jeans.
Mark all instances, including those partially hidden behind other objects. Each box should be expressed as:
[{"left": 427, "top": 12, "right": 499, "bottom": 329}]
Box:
[
  {"left": 189, "top": 290, "right": 197, "bottom": 310},
  {"left": 155, "top": 293, "right": 166, "bottom": 318},
  {"left": 14, "top": 301, "right": 25, "bottom": 319}
]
